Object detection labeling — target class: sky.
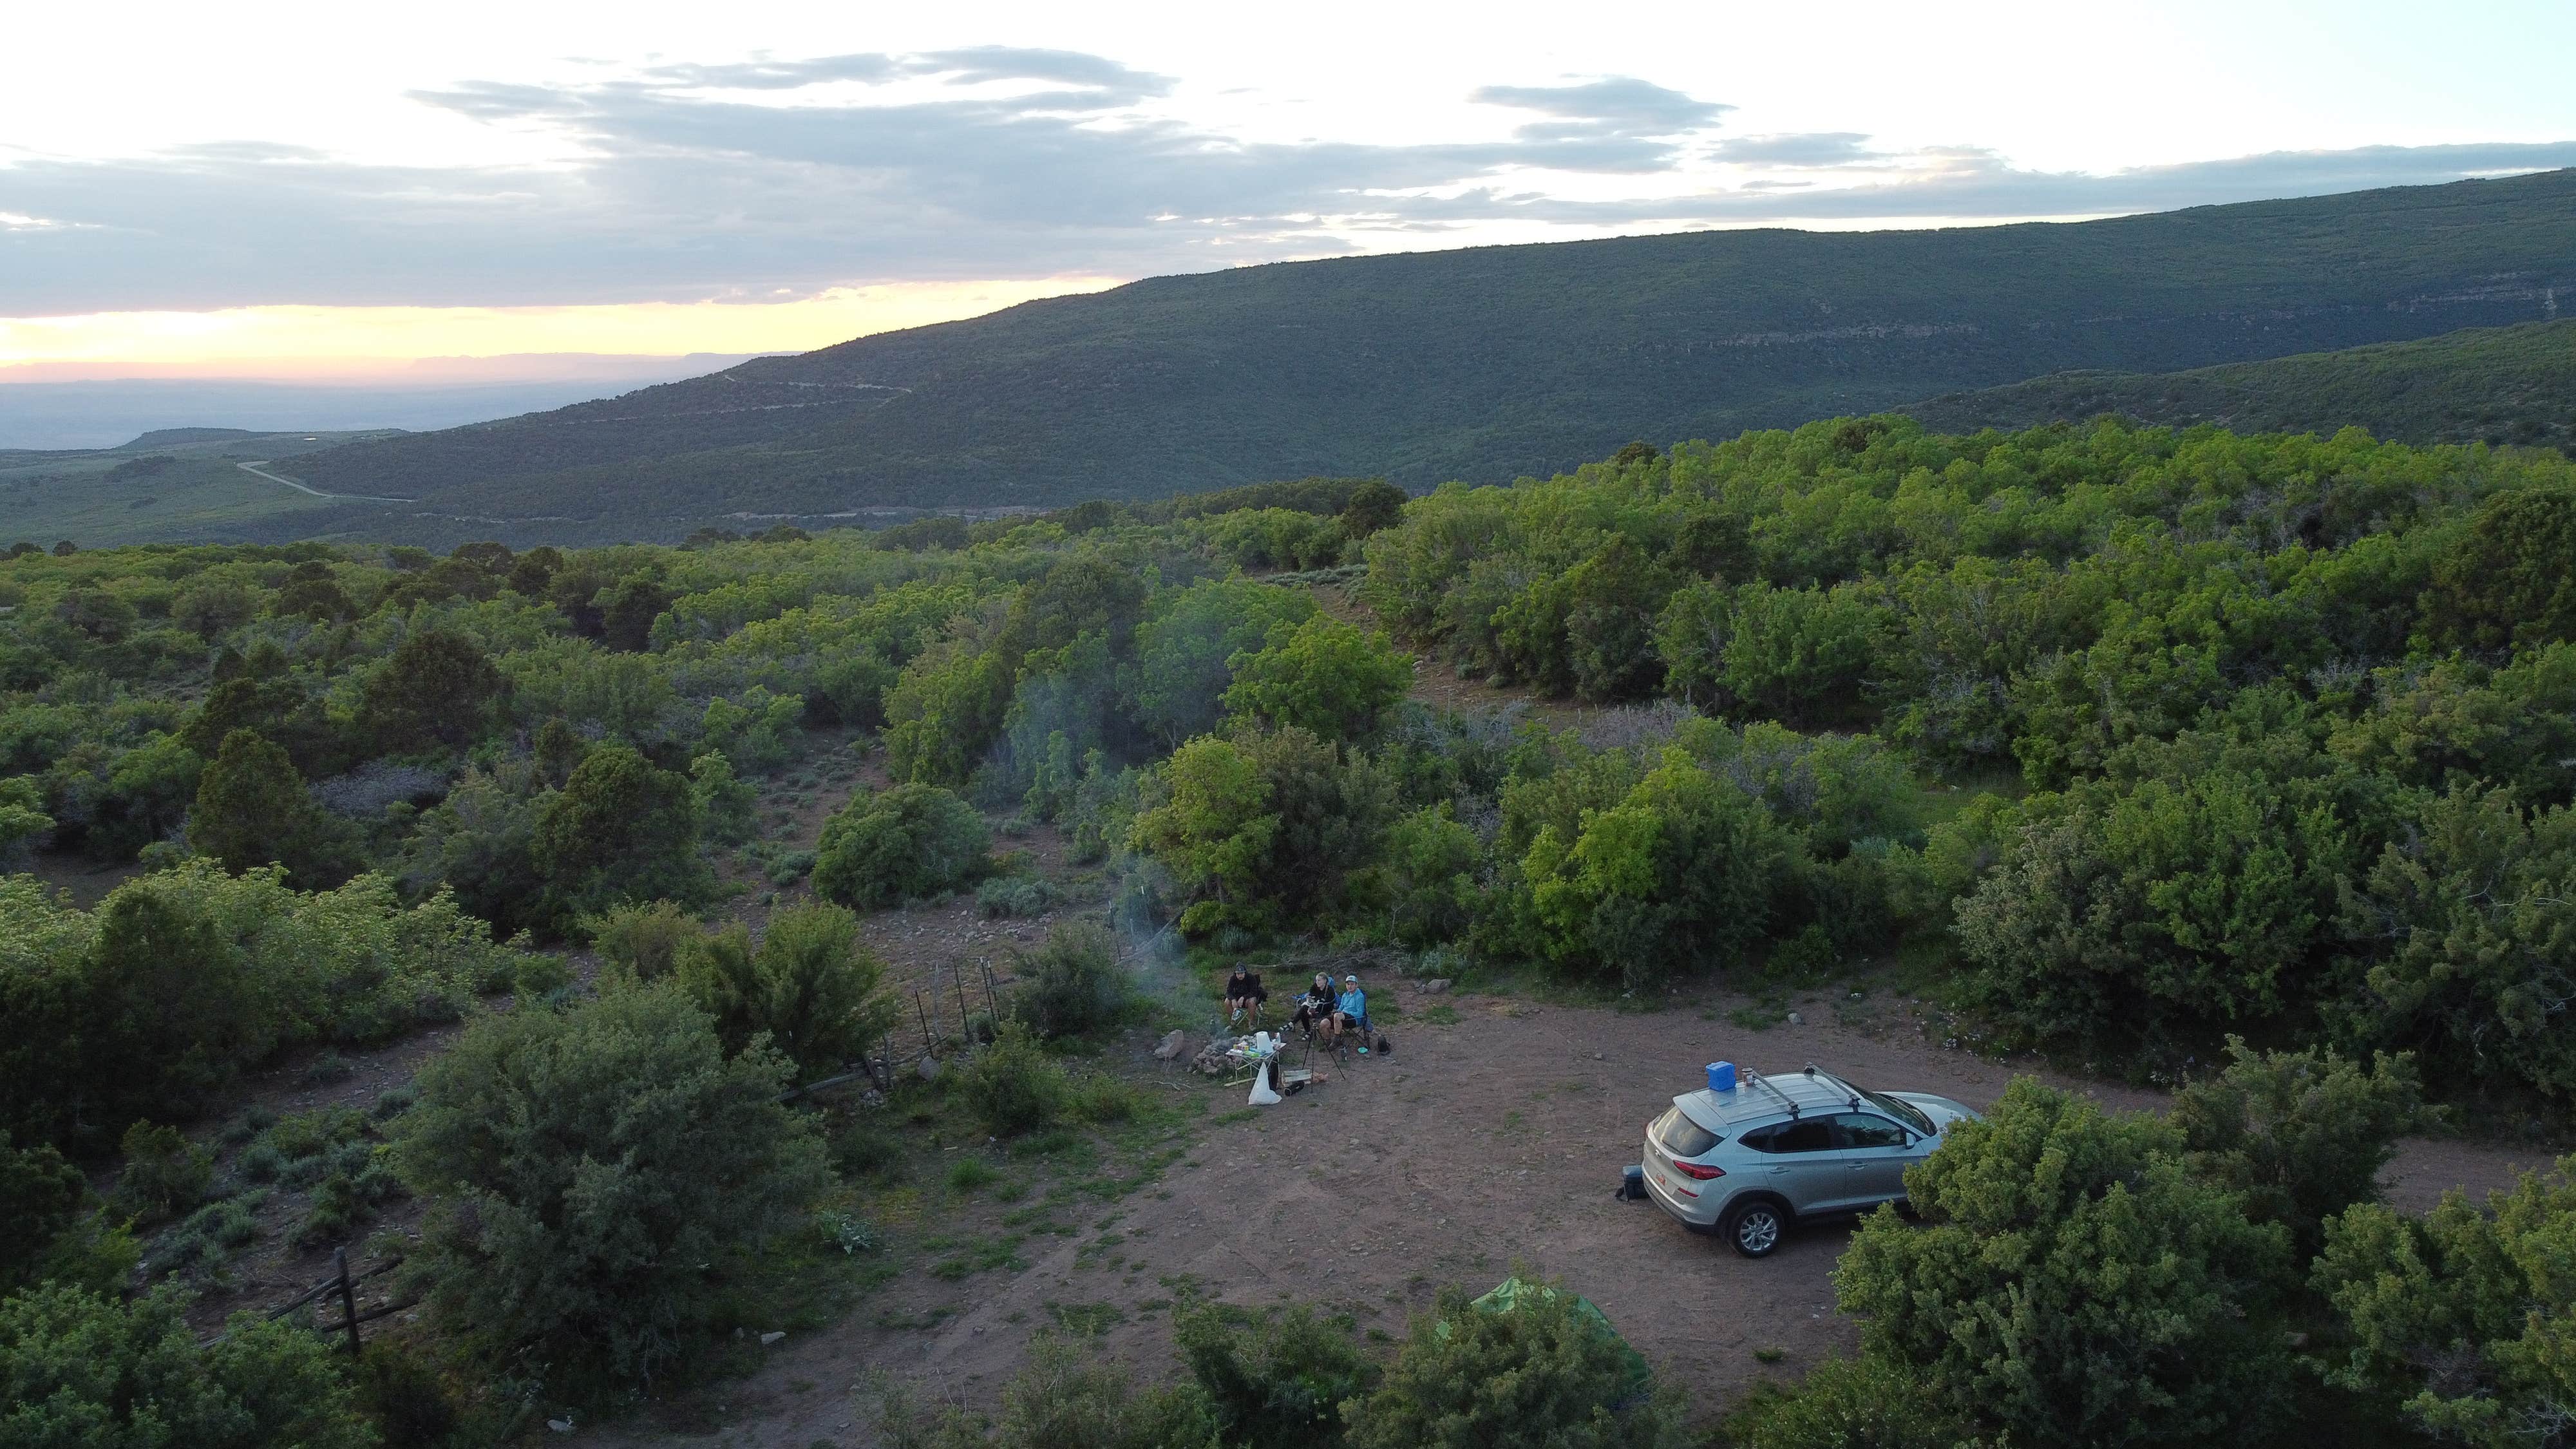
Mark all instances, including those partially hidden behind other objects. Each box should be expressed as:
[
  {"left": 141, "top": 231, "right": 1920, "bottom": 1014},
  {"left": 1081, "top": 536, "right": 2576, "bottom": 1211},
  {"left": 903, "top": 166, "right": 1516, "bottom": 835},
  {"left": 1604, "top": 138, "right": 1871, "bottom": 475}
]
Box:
[{"left": 5, "top": 0, "right": 2572, "bottom": 381}]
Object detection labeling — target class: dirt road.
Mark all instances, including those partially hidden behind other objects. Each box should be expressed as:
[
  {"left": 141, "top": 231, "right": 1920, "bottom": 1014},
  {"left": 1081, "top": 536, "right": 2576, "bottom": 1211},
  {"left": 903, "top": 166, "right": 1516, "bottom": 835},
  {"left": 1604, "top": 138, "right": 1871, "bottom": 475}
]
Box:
[{"left": 594, "top": 977, "right": 2554, "bottom": 1448}]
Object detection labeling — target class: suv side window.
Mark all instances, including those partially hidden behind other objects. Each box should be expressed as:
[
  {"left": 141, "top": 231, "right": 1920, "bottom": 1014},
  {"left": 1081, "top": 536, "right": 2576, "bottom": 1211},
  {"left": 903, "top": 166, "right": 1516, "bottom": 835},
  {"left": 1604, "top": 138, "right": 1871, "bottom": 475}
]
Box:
[
  {"left": 1742, "top": 1118, "right": 1833, "bottom": 1153},
  {"left": 1833, "top": 1113, "right": 1909, "bottom": 1150}
]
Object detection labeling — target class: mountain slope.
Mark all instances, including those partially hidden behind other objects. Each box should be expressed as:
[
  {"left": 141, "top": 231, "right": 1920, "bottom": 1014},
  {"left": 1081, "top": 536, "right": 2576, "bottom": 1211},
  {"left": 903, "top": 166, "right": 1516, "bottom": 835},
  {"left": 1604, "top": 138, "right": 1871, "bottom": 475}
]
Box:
[
  {"left": 1901, "top": 319, "right": 2576, "bottom": 451},
  {"left": 280, "top": 170, "right": 2576, "bottom": 540}
]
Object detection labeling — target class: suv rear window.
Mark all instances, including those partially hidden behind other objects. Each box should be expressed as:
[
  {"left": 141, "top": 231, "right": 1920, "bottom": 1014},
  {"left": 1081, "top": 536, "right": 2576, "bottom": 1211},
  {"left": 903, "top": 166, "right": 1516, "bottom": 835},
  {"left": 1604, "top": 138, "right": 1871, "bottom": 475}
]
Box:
[{"left": 1653, "top": 1106, "right": 1719, "bottom": 1158}]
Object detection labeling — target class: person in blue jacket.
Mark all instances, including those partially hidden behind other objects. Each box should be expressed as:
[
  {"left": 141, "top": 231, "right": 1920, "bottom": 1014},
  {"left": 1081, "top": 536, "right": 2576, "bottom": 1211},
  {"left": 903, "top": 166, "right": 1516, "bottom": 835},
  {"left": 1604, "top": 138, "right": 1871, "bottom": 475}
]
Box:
[{"left": 1332, "top": 974, "right": 1368, "bottom": 1052}]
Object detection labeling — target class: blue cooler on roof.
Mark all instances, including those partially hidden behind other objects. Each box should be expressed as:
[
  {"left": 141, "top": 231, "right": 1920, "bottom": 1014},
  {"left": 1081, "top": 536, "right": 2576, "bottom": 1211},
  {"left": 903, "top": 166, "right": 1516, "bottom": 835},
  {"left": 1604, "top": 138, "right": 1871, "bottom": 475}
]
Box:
[{"left": 1706, "top": 1061, "right": 1738, "bottom": 1093}]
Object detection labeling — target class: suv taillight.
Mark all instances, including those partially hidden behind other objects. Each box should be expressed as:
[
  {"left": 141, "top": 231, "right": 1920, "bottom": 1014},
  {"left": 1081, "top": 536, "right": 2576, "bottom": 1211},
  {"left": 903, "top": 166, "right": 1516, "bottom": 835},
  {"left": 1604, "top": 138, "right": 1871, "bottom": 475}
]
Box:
[{"left": 1670, "top": 1160, "right": 1725, "bottom": 1180}]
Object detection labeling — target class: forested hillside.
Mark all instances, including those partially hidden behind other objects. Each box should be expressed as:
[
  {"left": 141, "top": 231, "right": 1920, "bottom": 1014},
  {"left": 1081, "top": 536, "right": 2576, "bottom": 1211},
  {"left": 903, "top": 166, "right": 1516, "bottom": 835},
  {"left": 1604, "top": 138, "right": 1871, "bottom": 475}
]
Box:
[
  {"left": 10, "top": 419, "right": 2576, "bottom": 1444},
  {"left": 1908, "top": 317, "right": 2576, "bottom": 450},
  {"left": 263, "top": 170, "right": 2576, "bottom": 545}
]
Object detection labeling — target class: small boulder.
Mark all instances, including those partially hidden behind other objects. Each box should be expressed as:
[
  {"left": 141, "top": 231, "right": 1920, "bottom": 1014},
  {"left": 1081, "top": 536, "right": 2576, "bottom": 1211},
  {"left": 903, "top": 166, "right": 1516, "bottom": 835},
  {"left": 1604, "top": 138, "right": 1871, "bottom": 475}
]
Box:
[
  {"left": 1420, "top": 978, "right": 1452, "bottom": 994},
  {"left": 1153, "top": 1030, "right": 1190, "bottom": 1061},
  {"left": 759, "top": 1331, "right": 786, "bottom": 1346},
  {"left": 916, "top": 1056, "right": 943, "bottom": 1083},
  {"left": 1785, "top": 1012, "right": 1804, "bottom": 1027}
]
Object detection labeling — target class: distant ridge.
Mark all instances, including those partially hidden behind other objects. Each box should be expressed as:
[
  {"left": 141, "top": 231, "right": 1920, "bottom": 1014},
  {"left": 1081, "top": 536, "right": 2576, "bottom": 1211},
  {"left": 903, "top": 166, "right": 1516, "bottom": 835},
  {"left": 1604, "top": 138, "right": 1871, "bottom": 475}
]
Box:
[
  {"left": 124, "top": 428, "right": 265, "bottom": 449},
  {"left": 1903, "top": 319, "right": 2576, "bottom": 453},
  {"left": 254, "top": 169, "right": 2576, "bottom": 544}
]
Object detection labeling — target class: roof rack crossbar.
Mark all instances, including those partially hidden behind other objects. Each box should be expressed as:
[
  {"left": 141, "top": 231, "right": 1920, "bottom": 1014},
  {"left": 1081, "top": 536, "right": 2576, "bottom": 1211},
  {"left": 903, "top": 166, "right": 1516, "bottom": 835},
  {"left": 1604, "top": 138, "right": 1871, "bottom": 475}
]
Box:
[{"left": 1740, "top": 1067, "right": 1800, "bottom": 1119}]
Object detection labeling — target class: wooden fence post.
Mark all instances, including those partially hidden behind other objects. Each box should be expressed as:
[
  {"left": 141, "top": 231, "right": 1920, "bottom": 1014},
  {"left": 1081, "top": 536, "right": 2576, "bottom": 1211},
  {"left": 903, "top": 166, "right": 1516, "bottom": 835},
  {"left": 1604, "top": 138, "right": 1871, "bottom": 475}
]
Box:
[{"left": 333, "top": 1247, "right": 361, "bottom": 1356}]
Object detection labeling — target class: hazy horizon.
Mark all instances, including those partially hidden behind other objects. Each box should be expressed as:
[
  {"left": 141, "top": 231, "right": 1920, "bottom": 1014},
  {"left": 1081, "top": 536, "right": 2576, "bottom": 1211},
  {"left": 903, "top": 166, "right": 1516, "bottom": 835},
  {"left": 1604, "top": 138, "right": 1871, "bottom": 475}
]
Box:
[{"left": 8, "top": 0, "right": 2573, "bottom": 385}]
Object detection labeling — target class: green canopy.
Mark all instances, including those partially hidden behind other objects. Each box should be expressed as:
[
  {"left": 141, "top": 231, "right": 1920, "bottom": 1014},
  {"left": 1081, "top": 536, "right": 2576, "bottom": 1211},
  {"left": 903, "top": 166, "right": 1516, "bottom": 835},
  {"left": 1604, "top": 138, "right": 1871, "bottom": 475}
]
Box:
[{"left": 1461, "top": 1278, "right": 1653, "bottom": 1401}]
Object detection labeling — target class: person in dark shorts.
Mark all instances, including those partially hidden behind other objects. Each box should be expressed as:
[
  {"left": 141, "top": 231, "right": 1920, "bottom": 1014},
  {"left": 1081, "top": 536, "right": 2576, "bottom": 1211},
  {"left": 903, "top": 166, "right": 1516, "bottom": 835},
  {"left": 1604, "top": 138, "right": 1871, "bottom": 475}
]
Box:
[
  {"left": 1291, "top": 972, "right": 1337, "bottom": 1036},
  {"left": 1224, "top": 965, "right": 1269, "bottom": 1027}
]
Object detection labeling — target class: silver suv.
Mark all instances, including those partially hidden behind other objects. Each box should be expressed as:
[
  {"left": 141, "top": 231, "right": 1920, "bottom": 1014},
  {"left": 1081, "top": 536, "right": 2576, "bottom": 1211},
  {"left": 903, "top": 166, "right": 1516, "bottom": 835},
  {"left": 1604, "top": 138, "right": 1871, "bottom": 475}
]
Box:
[{"left": 1640, "top": 1063, "right": 1979, "bottom": 1257}]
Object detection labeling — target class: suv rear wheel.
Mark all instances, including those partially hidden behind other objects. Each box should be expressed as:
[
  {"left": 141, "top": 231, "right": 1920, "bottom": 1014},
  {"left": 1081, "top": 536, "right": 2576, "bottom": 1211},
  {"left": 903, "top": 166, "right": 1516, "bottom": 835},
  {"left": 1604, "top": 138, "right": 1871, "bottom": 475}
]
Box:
[{"left": 1723, "top": 1198, "right": 1786, "bottom": 1258}]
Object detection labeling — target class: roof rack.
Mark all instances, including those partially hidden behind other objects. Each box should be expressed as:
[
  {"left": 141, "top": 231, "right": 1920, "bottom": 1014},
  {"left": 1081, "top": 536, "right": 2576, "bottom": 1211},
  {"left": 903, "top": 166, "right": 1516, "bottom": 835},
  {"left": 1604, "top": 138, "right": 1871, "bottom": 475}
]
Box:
[
  {"left": 1739, "top": 1067, "right": 1800, "bottom": 1119},
  {"left": 1813, "top": 1066, "right": 1864, "bottom": 1112}
]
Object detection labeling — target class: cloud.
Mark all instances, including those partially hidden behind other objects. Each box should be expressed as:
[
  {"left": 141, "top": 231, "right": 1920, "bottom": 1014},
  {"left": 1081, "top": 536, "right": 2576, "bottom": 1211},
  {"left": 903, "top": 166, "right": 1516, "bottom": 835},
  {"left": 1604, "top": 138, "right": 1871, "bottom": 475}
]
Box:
[
  {"left": 645, "top": 47, "right": 1174, "bottom": 106},
  {"left": 1710, "top": 132, "right": 1880, "bottom": 166},
  {"left": 2, "top": 46, "right": 2569, "bottom": 317},
  {"left": 1471, "top": 78, "right": 1732, "bottom": 133}
]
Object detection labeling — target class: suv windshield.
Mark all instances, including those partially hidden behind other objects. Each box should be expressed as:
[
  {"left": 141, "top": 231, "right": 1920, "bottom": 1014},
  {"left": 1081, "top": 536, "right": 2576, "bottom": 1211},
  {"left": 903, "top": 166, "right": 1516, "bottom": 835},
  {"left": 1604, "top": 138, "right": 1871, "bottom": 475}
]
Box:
[
  {"left": 1654, "top": 1106, "right": 1719, "bottom": 1158},
  {"left": 1860, "top": 1088, "right": 1933, "bottom": 1135}
]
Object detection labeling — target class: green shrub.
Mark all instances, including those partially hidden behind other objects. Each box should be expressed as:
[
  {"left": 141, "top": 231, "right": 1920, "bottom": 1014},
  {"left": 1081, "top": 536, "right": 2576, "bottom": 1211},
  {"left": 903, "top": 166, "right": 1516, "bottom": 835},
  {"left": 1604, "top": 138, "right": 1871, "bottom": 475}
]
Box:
[
  {"left": 146, "top": 1197, "right": 263, "bottom": 1277},
  {"left": 674, "top": 902, "right": 898, "bottom": 1081},
  {"left": 509, "top": 951, "right": 573, "bottom": 998},
  {"left": 2315, "top": 1156, "right": 2576, "bottom": 1444},
  {"left": 954, "top": 1021, "right": 1072, "bottom": 1137},
  {"left": 393, "top": 986, "right": 829, "bottom": 1390},
  {"left": 189, "top": 727, "right": 355, "bottom": 888},
  {"left": 587, "top": 898, "right": 702, "bottom": 984},
  {"left": 115, "top": 1121, "right": 214, "bottom": 1222},
  {"left": 218, "top": 1105, "right": 277, "bottom": 1147},
  {"left": 0, "top": 1284, "right": 374, "bottom": 1449},
  {"left": 0, "top": 864, "right": 521, "bottom": 1151},
  {"left": 811, "top": 782, "right": 992, "bottom": 909},
  {"left": 1173, "top": 1300, "right": 1379, "bottom": 1449},
  {"left": 352, "top": 1340, "right": 463, "bottom": 1449},
  {"left": 831, "top": 1122, "right": 906, "bottom": 1182},
  {"left": 1008, "top": 922, "right": 1132, "bottom": 1039},
  {"left": 1, "top": 1130, "right": 134, "bottom": 1295},
  {"left": 265, "top": 1106, "right": 369, "bottom": 1162},
  {"left": 1345, "top": 1278, "right": 1684, "bottom": 1449},
  {"left": 2173, "top": 1038, "right": 2422, "bottom": 1260},
  {"left": 533, "top": 744, "right": 713, "bottom": 923},
  {"left": 1835, "top": 1078, "right": 2293, "bottom": 1447},
  {"left": 1221, "top": 614, "right": 1412, "bottom": 743},
  {"left": 1723, "top": 1355, "right": 1966, "bottom": 1449},
  {"left": 977, "top": 873, "right": 1059, "bottom": 918},
  {"left": 1763, "top": 922, "right": 1837, "bottom": 983},
  {"left": 1065, "top": 1072, "right": 1141, "bottom": 1125},
  {"left": 946, "top": 1157, "right": 1000, "bottom": 1193},
  {"left": 296, "top": 1152, "right": 406, "bottom": 1250},
  {"left": 876, "top": 1333, "right": 1218, "bottom": 1449}
]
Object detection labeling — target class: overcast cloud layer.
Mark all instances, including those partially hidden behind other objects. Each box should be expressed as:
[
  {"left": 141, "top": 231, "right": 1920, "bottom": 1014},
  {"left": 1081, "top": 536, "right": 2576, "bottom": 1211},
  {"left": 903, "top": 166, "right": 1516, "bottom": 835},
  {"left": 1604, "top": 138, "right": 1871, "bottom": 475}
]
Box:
[{"left": 5, "top": 45, "right": 2573, "bottom": 314}]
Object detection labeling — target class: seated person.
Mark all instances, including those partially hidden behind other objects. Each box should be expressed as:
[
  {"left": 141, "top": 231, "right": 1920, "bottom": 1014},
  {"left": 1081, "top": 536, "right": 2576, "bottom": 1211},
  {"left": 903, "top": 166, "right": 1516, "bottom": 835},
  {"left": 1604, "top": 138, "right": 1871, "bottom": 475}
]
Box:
[
  {"left": 1224, "top": 965, "right": 1268, "bottom": 1025},
  {"left": 1333, "top": 974, "right": 1368, "bottom": 1039},
  {"left": 1291, "top": 972, "right": 1338, "bottom": 1037}
]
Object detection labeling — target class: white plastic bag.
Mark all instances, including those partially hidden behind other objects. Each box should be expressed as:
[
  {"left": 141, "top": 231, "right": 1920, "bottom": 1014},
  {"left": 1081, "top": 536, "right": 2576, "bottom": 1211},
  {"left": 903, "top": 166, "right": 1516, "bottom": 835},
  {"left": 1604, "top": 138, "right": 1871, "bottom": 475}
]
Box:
[{"left": 1247, "top": 1034, "right": 1282, "bottom": 1105}]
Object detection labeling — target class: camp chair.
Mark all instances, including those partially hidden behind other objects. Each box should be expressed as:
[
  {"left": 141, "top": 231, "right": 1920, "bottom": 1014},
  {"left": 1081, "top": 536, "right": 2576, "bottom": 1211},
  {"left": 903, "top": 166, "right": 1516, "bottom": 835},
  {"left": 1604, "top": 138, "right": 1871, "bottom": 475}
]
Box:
[{"left": 1325, "top": 1005, "right": 1380, "bottom": 1066}]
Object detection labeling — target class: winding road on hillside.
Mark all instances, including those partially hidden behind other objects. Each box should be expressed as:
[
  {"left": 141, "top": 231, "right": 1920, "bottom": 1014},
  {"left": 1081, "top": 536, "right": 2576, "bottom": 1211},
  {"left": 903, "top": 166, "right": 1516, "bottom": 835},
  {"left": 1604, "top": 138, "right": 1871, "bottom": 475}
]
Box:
[{"left": 236, "top": 459, "right": 412, "bottom": 503}]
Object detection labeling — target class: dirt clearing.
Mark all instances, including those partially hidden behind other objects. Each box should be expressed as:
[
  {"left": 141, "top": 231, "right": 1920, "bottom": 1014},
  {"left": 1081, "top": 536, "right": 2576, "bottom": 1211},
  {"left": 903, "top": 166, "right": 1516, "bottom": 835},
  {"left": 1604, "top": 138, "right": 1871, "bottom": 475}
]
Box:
[{"left": 592, "top": 978, "right": 2551, "bottom": 1448}]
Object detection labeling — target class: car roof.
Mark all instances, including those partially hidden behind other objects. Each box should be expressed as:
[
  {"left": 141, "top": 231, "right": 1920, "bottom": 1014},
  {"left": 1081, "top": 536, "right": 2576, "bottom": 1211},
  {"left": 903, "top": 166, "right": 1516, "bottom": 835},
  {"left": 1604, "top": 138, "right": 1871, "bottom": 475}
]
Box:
[{"left": 1674, "top": 1066, "right": 1866, "bottom": 1135}]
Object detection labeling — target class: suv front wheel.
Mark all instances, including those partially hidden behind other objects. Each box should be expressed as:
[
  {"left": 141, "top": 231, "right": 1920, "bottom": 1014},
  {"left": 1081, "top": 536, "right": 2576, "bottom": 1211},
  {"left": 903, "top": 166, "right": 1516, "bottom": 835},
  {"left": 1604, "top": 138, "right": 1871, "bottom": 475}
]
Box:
[{"left": 1723, "top": 1198, "right": 1786, "bottom": 1258}]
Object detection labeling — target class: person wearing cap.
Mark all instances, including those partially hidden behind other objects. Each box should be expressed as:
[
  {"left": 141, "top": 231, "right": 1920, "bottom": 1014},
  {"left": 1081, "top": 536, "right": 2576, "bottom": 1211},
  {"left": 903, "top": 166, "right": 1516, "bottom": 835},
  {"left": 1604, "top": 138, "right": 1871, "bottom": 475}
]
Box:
[
  {"left": 1332, "top": 974, "right": 1368, "bottom": 1043},
  {"left": 1223, "top": 964, "right": 1268, "bottom": 1028}
]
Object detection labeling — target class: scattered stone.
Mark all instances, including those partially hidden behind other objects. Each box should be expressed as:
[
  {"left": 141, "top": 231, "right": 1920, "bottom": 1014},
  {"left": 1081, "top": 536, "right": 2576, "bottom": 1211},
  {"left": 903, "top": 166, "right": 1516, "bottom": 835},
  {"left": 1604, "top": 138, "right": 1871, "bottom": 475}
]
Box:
[
  {"left": 1786, "top": 1012, "right": 1804, "bottom": 1026},
  {"left": 1153, "top": 1030, "right": 1190, "bottom": 1061},
  {"left": 546, "top": 1418, "right": 575, "bottom": 1434},
  {"left": 1420, "top": 979, "right": 1452, "bottom": 994},
  {"left": 759, "top": 1331, "right": 786, "bottom": 1346},
  {"left": 1190, "top": 1048, "right": 1231, "bottom": 1076},
  {"left": 1591, "top": 1052, "right": 1604, "bottom": 1060},
  {"left": 916, "top": 1056, "right": 942, "bottom": 1083}
]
